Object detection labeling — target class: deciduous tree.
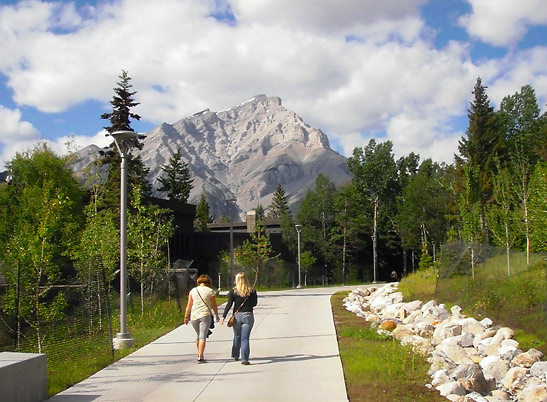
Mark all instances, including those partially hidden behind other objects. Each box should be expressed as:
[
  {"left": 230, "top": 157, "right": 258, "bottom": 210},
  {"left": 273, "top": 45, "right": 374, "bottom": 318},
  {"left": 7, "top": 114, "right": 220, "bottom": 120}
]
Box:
[{"left": 0, "top": 144, "right": 84, "bottom": 351}]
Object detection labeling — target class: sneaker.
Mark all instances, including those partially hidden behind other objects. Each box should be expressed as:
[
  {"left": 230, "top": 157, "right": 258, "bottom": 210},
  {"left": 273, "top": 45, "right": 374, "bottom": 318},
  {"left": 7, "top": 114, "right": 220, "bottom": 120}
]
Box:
[
  {"left": 233, "top": 357, "right": 239, "bottom": 361},
  {"left": 241, "top": 361, "right": 250, "bottom": 365}
]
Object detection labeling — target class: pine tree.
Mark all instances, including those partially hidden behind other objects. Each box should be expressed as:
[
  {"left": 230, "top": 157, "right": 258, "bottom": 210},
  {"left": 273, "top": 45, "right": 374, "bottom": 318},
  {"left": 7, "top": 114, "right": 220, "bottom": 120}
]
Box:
[
  {"left": 99, "top": 70, "right": 150, "bottom": 208},
  {"left": 267, "top": 183, "right": 291, "bottom": 220},
  {"left": 456, "top": 77, "right": 502, "bottom": 242},
  {"left": 194, "top": 194, "right": 213, "bottom": 232},
  {"left": 157, "top": 149, "right": 193, "bottom": 202},
  {"left": 255, "top": 204, "right": 265, "bottom": 222},
  {"left": 101, "top": 70, "right": 141, "bottom": 134}
]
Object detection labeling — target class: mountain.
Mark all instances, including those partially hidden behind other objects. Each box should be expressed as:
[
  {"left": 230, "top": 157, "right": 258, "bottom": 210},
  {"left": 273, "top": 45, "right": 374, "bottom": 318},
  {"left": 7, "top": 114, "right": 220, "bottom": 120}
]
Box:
[{"left": 74, "top": 94, "right": 352, "bottom": 219}]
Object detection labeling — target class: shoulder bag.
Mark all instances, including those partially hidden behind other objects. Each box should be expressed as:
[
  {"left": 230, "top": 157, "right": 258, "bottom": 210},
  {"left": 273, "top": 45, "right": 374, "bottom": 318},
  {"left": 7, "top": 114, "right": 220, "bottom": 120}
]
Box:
[
  {"left": 196, "top": 288, "right": 215, "bottom": 330},
  {"left": 227, "top": 292, "right": 250, "bottom": 327}
]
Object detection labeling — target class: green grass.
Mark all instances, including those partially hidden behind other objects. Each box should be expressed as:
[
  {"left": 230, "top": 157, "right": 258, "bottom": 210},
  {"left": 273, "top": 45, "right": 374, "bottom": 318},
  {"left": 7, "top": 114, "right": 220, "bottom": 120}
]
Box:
[
  {"left": 45, "top": 294, "right": 229, "bottom": 396},
  {"left": 332, "top": 292, "right": 445, "bottom": 402},
  {"left": 399, "top": 251, "right": 547, "bottom": 354}
]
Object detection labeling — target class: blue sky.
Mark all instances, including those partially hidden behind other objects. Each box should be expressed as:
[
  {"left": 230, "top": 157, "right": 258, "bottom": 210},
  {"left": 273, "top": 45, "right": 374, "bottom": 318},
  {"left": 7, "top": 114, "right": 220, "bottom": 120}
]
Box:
[{"left": 0, "top": 0, "right": 546, "bottom": 168}]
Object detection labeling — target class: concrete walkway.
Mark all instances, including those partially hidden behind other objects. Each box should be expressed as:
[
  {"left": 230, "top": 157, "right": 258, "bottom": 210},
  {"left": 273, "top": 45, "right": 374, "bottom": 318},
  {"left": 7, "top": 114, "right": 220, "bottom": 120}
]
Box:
[{"left": 47, "top": 286, "right": 357, "bottom": 402}]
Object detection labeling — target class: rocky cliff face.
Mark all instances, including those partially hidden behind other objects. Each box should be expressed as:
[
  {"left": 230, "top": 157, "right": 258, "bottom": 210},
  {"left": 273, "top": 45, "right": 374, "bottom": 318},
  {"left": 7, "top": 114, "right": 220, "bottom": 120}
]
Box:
[{"left": 75, "top": 94, "right": 352, "bottom": 219}]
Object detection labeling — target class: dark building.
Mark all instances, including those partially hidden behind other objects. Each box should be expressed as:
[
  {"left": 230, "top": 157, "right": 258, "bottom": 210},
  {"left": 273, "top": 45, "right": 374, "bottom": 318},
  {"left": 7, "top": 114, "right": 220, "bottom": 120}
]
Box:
[{"left": 149, "top": 199, "right": 290, "bottom": 282}]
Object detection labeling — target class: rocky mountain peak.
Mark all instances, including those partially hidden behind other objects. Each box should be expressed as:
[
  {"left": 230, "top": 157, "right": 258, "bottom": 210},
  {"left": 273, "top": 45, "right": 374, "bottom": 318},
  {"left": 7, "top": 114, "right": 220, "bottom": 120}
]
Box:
[{"left": 72, "top": 95, "right": 351, "bottom": 219}]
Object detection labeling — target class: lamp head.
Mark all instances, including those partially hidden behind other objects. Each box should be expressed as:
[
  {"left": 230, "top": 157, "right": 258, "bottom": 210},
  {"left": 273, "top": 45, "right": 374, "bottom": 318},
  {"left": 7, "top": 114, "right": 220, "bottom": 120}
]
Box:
[{"left": 108, "top": 130, "right": 145, "bottom": 155}]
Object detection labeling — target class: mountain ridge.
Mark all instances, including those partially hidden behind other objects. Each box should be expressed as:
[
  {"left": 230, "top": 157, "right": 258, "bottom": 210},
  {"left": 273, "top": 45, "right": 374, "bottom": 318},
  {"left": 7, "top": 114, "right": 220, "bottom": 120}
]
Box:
[{"left": 74, "top": 94, "right": 352, "bottom": 219}]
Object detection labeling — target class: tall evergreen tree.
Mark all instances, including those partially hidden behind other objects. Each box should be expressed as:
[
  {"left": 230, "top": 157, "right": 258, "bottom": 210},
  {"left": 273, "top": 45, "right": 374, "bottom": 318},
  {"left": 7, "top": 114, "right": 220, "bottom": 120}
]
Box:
[
  {"left": 157, "top": 149, "right": 193, "bottom": 202},
  {"left": 255, "top": 204, "right": 266, "bottom": 222},
  {"left": 456, "top": 77, "right": 502, "bottom": 242},
  {"left": 194, "top": 194, "right": 213, "bottom": 232},
  {"left": 457, "top": 78, "right": 501, "bottom": 169},
  {"left": 267, "top": 183, "right": 291, "bottom": 220},
  {"left": 99, "top": 70, "right": 150, "bottom": 209},
  {"left": 101, "top": 70, "right": 141, "bottom": 134}
]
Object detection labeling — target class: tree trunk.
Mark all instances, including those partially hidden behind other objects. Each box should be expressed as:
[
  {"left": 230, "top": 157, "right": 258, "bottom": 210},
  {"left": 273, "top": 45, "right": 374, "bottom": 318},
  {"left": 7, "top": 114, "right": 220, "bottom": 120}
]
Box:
[{"left": 505, "top": 222, "right": 511, "bottom": 276}]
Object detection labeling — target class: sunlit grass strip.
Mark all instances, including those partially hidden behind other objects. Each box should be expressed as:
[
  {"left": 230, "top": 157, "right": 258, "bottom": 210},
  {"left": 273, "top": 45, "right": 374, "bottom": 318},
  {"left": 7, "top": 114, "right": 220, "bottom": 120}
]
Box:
[
  {"left": 46, "top": 295, "right": 228, "bottom": 396},
  {"left": 46, "top": 298, "right": 185, "bottom": 396},
  {"left": 331, "top": 292, "right": 445, "bottom": 402},
  {"left": 399, "top": 250, "right": 547, "bottom": 353}
]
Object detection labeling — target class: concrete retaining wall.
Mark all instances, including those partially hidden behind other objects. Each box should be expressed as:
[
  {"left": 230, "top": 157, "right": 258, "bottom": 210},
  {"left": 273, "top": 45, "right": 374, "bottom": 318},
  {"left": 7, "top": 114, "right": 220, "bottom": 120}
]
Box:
[{"left": 0, "top": 352, "right": 47, "bottom": 402}]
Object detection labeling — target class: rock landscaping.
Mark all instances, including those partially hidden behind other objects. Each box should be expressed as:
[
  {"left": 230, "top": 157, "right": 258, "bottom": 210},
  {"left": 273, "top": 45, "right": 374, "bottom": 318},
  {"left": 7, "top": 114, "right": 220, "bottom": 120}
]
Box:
[{"left": 343, "top": 283, "right": 547, "bottom": 402}]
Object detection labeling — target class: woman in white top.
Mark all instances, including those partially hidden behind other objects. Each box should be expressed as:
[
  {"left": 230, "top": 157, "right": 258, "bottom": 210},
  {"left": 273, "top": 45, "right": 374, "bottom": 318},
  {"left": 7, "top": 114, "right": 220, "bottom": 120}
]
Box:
[{"left": 184, "top": 274, "right": 219, "bottom": 363}]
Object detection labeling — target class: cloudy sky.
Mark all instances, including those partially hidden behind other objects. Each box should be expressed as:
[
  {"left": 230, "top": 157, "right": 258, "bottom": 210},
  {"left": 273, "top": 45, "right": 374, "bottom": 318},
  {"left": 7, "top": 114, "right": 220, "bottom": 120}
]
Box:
[{"left": 1, "top": 0, "right": 546, "bottom": 169}]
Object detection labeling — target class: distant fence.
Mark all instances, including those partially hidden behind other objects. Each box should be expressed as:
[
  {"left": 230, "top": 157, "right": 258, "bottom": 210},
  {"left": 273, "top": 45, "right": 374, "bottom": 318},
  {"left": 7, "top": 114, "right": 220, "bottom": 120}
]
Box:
[{"left": 0, "top": 276, "right": 186, "bottom": 394}]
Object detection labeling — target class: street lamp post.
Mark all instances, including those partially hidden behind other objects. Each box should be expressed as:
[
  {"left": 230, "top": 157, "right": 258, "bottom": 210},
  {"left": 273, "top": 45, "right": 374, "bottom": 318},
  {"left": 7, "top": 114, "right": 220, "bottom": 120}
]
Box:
[
  {"left": 110, "top": 130, "right": 141, "bottom": 350},
  {"left": 227, "top": 199, "right": 236, "bottom": 285},
  {"left": 295, "top": 224, "right": 303, "bottom": 288}
]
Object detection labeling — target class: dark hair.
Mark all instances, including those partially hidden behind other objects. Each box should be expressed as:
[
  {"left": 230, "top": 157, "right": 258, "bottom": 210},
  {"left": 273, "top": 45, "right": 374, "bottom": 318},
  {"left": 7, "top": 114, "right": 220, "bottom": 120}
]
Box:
[{"left": 197, "top": 274, "right": 212, "bottom": 287}]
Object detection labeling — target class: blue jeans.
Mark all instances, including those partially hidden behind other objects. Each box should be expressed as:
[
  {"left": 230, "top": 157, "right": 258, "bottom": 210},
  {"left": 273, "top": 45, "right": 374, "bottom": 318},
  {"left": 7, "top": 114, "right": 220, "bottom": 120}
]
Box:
[{"left": 231, "top": 312, "right": 254, "bottom": 362}]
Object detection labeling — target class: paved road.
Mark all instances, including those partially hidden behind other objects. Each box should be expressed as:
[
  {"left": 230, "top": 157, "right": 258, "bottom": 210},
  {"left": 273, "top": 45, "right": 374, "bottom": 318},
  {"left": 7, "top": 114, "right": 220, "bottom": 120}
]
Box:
[{"left": 47, "top": 286, "right": 356, "bottom": 402}]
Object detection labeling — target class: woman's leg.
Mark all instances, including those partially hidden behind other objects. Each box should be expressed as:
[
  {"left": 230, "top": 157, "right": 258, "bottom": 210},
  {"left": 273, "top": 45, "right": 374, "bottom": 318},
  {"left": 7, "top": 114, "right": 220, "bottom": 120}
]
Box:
[
  {"left": 192, "top": 316, "right": 210, "bottom": 360},
  {"left": 239, "top": 313, "right": 255, "bottom": 363},
  {"left": 231, "top": 317, "right": 242, "bottom": 360}
]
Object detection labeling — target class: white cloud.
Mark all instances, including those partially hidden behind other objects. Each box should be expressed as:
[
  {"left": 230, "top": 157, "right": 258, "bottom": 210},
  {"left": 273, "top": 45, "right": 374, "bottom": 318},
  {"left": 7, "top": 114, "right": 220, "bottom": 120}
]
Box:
[
  {"left": 0, "top": 105, "right": 39, "bottom": 144},
  {"left": 229, "top": 0, "right": 428, "bottom": 33},
  {"left": 459, "top": 0, "right": 547, "bottom": 47},
  {"left": 0, "top": 129, "right": 111, "bottom": 170},
  {"left": 386, "top": 113, "right": 462, "bottom": 163},
  {"left": 487, "top": 47, "right": 547, "bottom": 111},
  {"left": 0, "top": 0, "right": 545, "bottom": 168}
]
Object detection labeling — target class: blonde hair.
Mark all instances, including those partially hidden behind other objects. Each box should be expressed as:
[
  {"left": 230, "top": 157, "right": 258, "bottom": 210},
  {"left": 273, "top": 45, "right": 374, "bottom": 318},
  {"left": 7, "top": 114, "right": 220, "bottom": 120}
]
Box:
[
  {"left": 234, "top": 272, "right": 252, "bottom": 297},
  {"left": 197, "top": 274, "right": 212, "bottom": 287}
]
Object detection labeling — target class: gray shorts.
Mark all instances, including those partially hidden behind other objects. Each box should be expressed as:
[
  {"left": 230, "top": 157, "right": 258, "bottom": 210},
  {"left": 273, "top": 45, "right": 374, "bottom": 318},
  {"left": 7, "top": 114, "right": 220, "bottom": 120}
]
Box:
[{"left": 191, "top": 315, "right": 212, "bottom": 340}]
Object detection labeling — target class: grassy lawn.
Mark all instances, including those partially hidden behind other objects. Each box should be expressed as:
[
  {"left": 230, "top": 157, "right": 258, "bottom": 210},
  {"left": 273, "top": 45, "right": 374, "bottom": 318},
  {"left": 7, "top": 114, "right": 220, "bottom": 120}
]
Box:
[
  {"left": 398, "top": 254, "right": 547, "bottom": 354},
  {"left": 331, "top": 291, "right": 445, "bottom": 402}
]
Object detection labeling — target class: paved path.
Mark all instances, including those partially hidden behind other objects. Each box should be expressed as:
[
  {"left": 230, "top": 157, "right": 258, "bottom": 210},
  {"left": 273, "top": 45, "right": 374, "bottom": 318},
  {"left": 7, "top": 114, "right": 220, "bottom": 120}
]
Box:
[{"left": 48, "top": 286, "right": 357, "bottom": 402}]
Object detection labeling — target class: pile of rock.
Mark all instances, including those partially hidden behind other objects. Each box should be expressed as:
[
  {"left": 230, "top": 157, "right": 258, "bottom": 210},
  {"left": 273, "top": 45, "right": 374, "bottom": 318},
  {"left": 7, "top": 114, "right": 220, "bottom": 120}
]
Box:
[{"left": 343, "top": 284, "right": 547, "bottom": 401}]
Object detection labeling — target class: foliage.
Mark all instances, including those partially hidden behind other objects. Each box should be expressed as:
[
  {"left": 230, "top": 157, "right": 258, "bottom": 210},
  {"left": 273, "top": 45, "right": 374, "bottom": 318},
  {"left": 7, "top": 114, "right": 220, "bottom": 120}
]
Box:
[
  {"left": 529, "top": 163, "right": 547, "bottom": 252},
  {"left": 255, "top": 203, "right": 265, "bottom": 221},
  {"left": 347, "top": 139, "right": 400, "bottom": 280},
  {"left": 101, "top": 70, "right": 141, "bottom": 134},
  {"left": 331, "top": 183, "right": 361, "bottom": 283},
  {"left": 127, "top": 186, "right": 174, "bottom": 315},
  {"left": 456, "top": 77, "right": 503, "bottom": 243},
  {"left": 71, "top": 189, "right": 119, "bottom": 341},
  {"left": 194, "top": 194, "right": 213, "bottom": 232},
  {"left": 418, "top": 242, "right": 433, "bottom": 271},
  {"left": 0, "top": 144, "right": 84, "bottom": 351},
  {"left": 157, "top": 149, "right": 193, "bottom": 202},
  {"left": 296, "top": 173, "right": 338, "bottom": 282},
  {"left": 267, "top": 183, "right": 291, "bottom": 220},
  {"left": 233, "top": 221, "right": 274, "bottom": 286},
  {"left": 99, "top": 70, "right": 150, "bottom": 209},
  {"left": 396, "top": 159, "right": 452, "bottom": 251}
]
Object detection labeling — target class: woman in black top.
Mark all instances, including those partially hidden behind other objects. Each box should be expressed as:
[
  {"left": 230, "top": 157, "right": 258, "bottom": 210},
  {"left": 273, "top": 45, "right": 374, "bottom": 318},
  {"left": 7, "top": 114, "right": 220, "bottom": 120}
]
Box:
[{"left": 221, "top": 272, "right": 258, "bottom": 365}]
